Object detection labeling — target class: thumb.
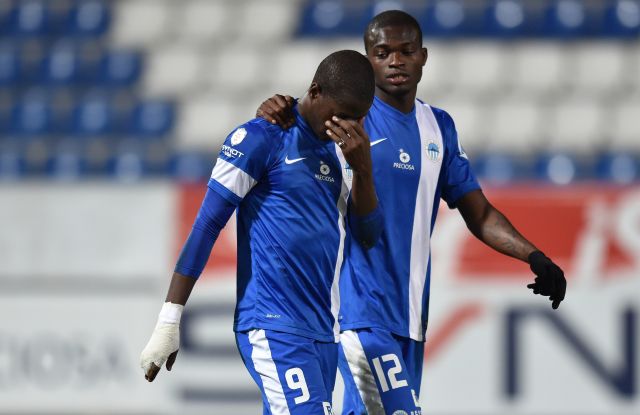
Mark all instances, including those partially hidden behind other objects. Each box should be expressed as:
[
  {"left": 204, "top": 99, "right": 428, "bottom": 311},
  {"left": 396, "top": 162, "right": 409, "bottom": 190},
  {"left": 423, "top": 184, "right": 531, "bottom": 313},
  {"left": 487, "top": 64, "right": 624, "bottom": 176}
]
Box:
[{"left": 166, "top": 350, "right": 179, "bottom": 371}]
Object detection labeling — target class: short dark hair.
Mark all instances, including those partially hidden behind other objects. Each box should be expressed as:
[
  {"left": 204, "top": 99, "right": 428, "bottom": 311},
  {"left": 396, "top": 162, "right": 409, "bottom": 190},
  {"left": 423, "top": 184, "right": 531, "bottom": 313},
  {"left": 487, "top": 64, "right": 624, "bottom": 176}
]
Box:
[
  {"left": 312, "top": 50, "right": 375, "bottom": 109},
  {"left": 364, "top": 10, "right": 423, "bottom": 52}
]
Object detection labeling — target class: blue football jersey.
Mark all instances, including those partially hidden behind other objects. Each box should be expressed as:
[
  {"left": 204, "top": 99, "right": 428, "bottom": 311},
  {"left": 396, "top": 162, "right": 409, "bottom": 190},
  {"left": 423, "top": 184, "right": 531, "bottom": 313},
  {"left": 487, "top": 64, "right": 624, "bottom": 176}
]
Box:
[
  {"left": 338, "top": 96, "right": 481, "bottom": 341},
  {"left": 209, "top": 110, "right": 352, "bottom": 343}
]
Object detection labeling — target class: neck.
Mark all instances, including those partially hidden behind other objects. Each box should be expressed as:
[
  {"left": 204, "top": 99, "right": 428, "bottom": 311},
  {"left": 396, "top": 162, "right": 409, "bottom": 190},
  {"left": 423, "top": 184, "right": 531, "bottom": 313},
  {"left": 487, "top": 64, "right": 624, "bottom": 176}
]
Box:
[{"left": 375, "top": 86, "right": 416, "bottom": 114}]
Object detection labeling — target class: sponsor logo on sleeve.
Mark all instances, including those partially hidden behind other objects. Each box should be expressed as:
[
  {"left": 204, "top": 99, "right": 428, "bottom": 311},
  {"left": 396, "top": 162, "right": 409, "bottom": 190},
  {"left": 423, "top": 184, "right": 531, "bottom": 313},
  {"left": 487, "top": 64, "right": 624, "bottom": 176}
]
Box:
[{"left": 230, "top": 128, "right": 247, "bottom": 146}]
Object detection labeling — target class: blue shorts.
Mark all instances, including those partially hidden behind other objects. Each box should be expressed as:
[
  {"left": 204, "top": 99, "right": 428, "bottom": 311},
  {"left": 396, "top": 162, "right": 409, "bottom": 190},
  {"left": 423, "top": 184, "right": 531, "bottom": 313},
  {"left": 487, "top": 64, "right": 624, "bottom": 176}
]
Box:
[
  {"left": 338, "top": 328, "right": 424, "bottom": 415},
  {"left": 236, "top": 329, "right": 338, "bottom": 415}
]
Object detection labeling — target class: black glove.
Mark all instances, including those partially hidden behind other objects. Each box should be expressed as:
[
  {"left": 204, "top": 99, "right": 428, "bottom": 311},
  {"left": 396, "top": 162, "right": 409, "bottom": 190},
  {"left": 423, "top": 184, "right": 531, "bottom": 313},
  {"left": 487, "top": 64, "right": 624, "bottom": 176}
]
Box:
[{"left": 527, "top": 251, "right": 566, "bottom": 309}]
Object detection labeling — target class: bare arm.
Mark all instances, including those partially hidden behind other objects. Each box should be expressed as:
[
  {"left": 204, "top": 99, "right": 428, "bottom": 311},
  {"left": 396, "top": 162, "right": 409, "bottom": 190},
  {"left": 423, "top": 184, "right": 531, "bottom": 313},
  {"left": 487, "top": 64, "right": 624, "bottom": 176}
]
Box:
[
  {"left": 457, "top": 190, "right": 537, "bottom": 262},
  {"left": 165, "top": 272, "right": 197, "bottom": 305}
]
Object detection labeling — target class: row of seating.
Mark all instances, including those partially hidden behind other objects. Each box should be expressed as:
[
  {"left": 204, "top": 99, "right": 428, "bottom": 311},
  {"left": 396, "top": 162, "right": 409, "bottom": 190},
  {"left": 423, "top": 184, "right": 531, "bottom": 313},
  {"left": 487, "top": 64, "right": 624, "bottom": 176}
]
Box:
[
  {"left": 0, "top": 42, "right": 142, "bottom": 85},
  {"left": 0, "top": 144, "right": 637, "bottom": 184},
  {"left": 298, "top": 0, "right": 640, "bottom": 38},
  {"left": 0, "top": 0, "right": 110, "bottom": 38},
  {"left": 0, "top": 91, "right": 175, "bottom": 138}
]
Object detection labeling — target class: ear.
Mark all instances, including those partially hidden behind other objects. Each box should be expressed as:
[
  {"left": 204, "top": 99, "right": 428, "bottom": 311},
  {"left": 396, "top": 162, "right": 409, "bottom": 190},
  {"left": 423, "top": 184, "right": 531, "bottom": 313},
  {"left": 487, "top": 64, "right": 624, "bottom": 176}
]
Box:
[
  {"left": 307, "top": 82, "right": 321, "bottom": 100},
  {"left": 421, "top": 47, "right": 428, "bottom": 67}
]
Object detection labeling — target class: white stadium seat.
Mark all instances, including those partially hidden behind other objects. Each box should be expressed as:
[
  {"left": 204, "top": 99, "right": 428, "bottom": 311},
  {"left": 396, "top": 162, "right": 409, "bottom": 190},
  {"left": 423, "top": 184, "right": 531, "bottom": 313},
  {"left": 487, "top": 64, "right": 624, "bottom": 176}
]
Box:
[
  {"left": 110, "top": 0, "right": 171, "bottom": 47},
  {"left": 548, "top": 98, "right": 605, "bottom": 153},
  {"left": 176, "top": 95, "right": 249, "bottom": 149},
  {"left": 143, "top": 47, "right": 204, "bottom": 97},
  {"left": 430, "top": 95, "right": 486, "bottom": 153},
  {"left": 511, "top": 43, "right": 568, "bottom": 95},
  {"left": 419, "top": 42, "right": 460, "bottom": 98},
  {"left": 271, "top": 42, "right": 335, "bottom": 97},
  {"left": 175, "top": 0, "right": 232, "bottom": 44},
  {"left": 207, "top": 48, "right": 266, "bottom": 93},
  {"left": 611, "top": 98, "right": 640, "bottom": 150},
  {"left": 568, "top": 43, "right": 627, "bottom": 93},
  {"left": 235, "top": 0, "right": 301, "bottom": 42},
  {"left": 488, "top": 97, "right": 545, "bottom": 154},
  {"left": 453, "top": 43, "right": 510, "bottom": 95}
]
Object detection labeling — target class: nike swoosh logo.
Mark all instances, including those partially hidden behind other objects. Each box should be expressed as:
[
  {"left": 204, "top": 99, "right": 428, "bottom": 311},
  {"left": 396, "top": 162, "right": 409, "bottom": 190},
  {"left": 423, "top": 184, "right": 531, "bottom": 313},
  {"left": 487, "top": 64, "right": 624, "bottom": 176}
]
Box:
[
  {"left": 370, "top": 138, "right": 388, "bottom": 147},
  {"left": 285, "top": 156, "right": 306, "bottom": 165}
]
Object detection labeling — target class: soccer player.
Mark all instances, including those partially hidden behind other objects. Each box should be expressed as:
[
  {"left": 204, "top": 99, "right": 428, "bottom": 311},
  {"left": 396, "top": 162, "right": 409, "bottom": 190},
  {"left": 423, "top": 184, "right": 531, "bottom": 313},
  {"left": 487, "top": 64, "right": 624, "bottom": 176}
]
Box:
[
  {"left": 140, "top": 50, "right": 384, "bottom": 415},
  {"left": 256, "top": 10, "right": 567, "bottom": 415}
]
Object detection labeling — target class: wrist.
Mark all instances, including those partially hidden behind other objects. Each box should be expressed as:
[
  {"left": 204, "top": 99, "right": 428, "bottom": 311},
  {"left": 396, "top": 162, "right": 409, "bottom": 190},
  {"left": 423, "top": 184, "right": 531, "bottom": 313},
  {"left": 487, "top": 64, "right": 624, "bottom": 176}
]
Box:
[
  {"left": 527, "top": 250, "right": 545, "bottom": 264},
  {"left": 158, "top": 302, "right": 184, "bottom": 325}
]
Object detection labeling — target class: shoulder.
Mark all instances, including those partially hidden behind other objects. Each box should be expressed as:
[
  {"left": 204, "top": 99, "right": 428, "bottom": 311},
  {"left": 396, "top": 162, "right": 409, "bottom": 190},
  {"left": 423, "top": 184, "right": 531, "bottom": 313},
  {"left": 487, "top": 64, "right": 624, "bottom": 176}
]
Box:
[
  {"left": 233, "top": 118, "right": 284, "bottom": 141},
  {"left": 417, "top": 100, "right": 456, "bottom": 130}
]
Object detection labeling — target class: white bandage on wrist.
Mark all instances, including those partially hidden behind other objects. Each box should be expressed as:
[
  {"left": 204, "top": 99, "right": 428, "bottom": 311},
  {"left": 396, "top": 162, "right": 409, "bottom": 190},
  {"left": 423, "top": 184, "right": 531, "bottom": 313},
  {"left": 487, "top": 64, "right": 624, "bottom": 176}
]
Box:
[
  {"left": 140, "top": 302, "right": 184, "bottom": 373},
  {"left": 158, "top": 302, "right": 184, "bottom": 325}
]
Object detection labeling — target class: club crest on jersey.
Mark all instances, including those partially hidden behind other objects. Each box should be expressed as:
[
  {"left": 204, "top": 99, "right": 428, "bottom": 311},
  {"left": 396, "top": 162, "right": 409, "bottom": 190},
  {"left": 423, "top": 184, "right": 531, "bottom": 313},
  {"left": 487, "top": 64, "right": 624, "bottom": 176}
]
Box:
[
  {"left": 230, "top": 128, "right": 247, "bottom": 146},
  {"left": 394, "top": 149, "right": 415, "bottom": 171},
  {"left": 427, "top": 141, "right": 440, "bottom": 162},
  {"left": 315, "top": 161, "right": 335, "bottom": 182}
]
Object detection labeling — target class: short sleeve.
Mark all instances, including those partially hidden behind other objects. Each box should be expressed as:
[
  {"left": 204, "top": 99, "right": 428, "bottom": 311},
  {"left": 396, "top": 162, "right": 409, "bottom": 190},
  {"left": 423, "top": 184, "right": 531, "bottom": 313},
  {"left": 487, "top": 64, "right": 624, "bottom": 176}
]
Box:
[
  {"left": 209, "top": 119, "right": 281, "bottom": 204},
  {"left": 433, "top": 108, "right": 482, "bottom": 208}
]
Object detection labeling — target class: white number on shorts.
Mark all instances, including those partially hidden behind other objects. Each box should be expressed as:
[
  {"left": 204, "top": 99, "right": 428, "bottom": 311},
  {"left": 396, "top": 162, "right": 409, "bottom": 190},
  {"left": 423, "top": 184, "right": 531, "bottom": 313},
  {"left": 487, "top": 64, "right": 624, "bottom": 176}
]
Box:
[
  {"left": 371, "top": 354, "right": 409, "bottom": 392},
  {"left": 285, "top": 367, "right": 310, "bottom": 404}
]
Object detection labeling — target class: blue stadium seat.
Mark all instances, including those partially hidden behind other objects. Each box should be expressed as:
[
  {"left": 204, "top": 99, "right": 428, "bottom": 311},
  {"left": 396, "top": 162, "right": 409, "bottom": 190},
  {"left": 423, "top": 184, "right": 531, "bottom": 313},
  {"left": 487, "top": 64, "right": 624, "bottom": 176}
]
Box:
[
  {"left": 485, "top": 0, "right": 530, "bottom": 37},
  {"left": 72, "top": 94, "right": 114, "bottom": 137},
  {"left": 67, "top": 0, "right": 111, "bottom": 37},
  {"left": 473, "top": 154, "right": 519, "bottom": 184},
  {"left": 423, "top": 0, "right": 473, "bottom": 36},
  {"left": 100, "top": 50, "right": 142, "bottom": 86},
  {"left": 0, "top": 2, "right": 12, "bottom": 36},
  {"left": 130, "top": 100, "right": 175, "bottom": 137},
  {"left": 603, "top": 0, "right": 640, "bottom": 37},
  {"left": 535, "top": 153, "right": 582, "bottom": 185},
  {"left": 596, "top": 153, "right": 639, "bottom": 183},
  {"left": 543, "top": 0, "right": 589, "bottom": 37},
  {"left": 47, "top": 144, "right": 86, "bottom": 180},
  {"left": 40, "top": 43, "right": 81, "bottom": 85},
  {"left": 0, "top": 45, "right": 19, "bottom": 86},
  {"left": 296, "top": 0, "right": 369, "bottom": 37},
  {"left": 11, "top": 91, "right": 52, "bottom": 136},
  {"left": 10, "top": 0, "right": 50, "bottom": 37},
  {"left": 108, "top": 150, "right": 146, "bottom": 182},
  {"left": 171, "top": 152, "right": 213, "bottom": 182},
  {"left": 0, "top": 151, "right": 25, "bottom": 179}
]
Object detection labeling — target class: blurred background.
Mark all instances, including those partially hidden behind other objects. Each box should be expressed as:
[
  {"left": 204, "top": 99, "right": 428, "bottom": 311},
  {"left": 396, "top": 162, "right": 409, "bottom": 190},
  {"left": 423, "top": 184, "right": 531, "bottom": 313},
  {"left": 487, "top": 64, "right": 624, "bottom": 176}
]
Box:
[{"left": 0, "top": 0, "right": 638, "bottom": 414}]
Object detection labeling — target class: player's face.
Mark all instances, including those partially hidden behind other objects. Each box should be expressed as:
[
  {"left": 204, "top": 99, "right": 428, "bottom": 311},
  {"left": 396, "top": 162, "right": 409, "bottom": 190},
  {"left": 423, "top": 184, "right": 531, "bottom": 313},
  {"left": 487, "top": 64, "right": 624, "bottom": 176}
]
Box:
[
  {"left": 309, "top": 92, "right": 368, "bottom": 140},
  {"left": 366, "top": 25, "right": 427, "bottom": 98}
]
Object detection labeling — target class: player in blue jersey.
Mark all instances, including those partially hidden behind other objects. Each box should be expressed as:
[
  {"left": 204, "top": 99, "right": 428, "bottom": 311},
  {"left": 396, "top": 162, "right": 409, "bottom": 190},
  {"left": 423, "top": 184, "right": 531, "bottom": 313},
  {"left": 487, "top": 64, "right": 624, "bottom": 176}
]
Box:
[
  {"left": 140, "top": 50, "right": 385, "bottom": 415},
  {"left": 257, "top": 10, "right": 567, "bottom": 415}
]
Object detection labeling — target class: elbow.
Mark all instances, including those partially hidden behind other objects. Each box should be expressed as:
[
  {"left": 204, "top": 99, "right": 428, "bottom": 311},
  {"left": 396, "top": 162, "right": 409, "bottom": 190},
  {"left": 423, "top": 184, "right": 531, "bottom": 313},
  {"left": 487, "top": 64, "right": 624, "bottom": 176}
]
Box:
[{"left": 350, "top": 206, "right": 384, "bottom": 250}]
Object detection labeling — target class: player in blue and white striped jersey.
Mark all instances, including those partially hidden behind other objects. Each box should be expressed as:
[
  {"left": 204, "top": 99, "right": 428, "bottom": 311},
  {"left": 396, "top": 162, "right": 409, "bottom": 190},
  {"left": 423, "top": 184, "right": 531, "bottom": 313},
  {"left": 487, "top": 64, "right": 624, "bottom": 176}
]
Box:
[
  {"left": 140, "top": 50, "right": 384, "bottom": 415},
  {"left": 258, "top": 11, "right": 567, "bottom": 415}
]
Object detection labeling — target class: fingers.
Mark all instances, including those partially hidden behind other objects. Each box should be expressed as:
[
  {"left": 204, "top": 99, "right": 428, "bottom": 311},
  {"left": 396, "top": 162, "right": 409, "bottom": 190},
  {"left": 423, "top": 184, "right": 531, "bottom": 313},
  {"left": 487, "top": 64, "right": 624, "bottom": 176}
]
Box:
[
  {"left": 264, "top": 99, "right": 289, "bottom": 127},
  {"left": 166, "top": 350, "right": 178, "bottom": 371},
  {"left": 270, "top": 95, "right": 295, "bottom": 129},
  {"left": 325, "top": 120, "right": 351, "bottom": 148},
  {"left": 145, "top": 362, "right": 161, "bottom": 382}
]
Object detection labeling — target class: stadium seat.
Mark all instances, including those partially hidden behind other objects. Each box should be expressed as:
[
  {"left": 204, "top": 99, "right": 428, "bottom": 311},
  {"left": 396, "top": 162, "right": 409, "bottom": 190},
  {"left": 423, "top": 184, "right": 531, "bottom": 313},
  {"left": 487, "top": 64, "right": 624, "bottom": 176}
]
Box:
[
  {"left": 176, "top": 96, "right": 247, "bottom": 148},
  {"left": 72, "top": 94, "right": 113, "bottom": 137},
  {"left": 130, "top": 100, "right": 175, "bottom": 137},
  {"left": 596, "top": 153, "right": 638, "bottom": 183},
  {"left": 110, "top": 0, "right": 170, "bottom": 47},
  {"left": 47, "top": 142, "right": 85, "bottom": 180},
  {"left": 510, "top": 43, "right": 567, "bottom": 95},
  {"left": 208, "top": 48, "right": 265, "bottom": 93},
  {"left": 485, "top": 0, "right": 529, "bottom": 37},
  {"left": 610, "top": 98, "right": 640, "bottom": 151},
  {"left": 0, "top": 1, "right": 12, "bottom": 36},
  {"left": 536, "top": 153, "right": 580, "bottom": 185},
  {"left": 548, "top": 98, "right": 605, "bottom": 153},
  {"left": 453, "top": 43, "right": 510, "bottom": 95},
  {"left": 543, "top": 0, "right": 588, "bottom": 37},
  {"left": 0, "top": 150, "right": 24, "bottom": 179},
  {"left": 236, "top": 0, "right": 299, "bottom": 42},
  {"left": 431, "top": 95, "right": 486, "bottom": 153},
  {"left": 175, "top": 0, "right": 231, "bottom": 44},
  {"left": 11, "top": 90, "right": 52, "bottom": 136},
  {"left": 10, "top": 0, "right": 50, "bottom": 37},
  {"left": 0, "top": 45, "right": 19, "bottom": 86},
  {"left": 604, "top": 0, "right": 640, "bottom": 37},
  {"left": 67, "top": 0, "right": 111, "bottom": 37},
  {"left": 568, "top": 43, "right": 627, "bottom": 93},
  {"left": 40, "top": 42, "right": 81, "bottom": 85},
  {"left": 423, "top": 0, "right": 472, "bottom": 37},
  {"left": 296, "top": 0, "right": 369, "bottom": 37},
  {"left": 100, "top": 50, "right": 142, "bottom": 86},
  {"left": 143, "top": 47, "right": 203, "bottom": 97},
  {"left": 488, "top": 97, "right": 545, "bottom": 154},
  {"left": 171, "top": 152, "right": 213, "bottom": 182},
  {"left": 271, "top": 42, "right": 335, "bottom": 95},
  {"left": 419, "top": 42, "right": 460, "bottom": 97}
]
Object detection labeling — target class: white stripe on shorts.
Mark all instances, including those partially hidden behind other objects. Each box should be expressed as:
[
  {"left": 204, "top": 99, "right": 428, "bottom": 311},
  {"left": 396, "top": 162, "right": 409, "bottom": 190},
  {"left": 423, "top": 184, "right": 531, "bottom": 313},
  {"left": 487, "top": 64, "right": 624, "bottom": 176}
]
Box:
[
  {"left": 248, "top": 329, "right": 291, "bottom": 415},
  {"left": 340, "top": 330, "right": 386, "bottom": 415}
]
